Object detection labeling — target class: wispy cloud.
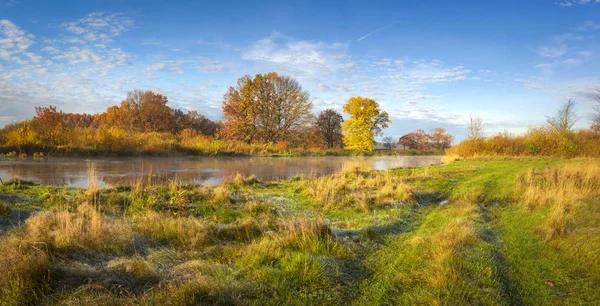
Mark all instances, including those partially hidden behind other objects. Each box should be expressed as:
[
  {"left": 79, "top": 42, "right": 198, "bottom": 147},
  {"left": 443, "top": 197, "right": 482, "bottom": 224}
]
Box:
[
  {"left": 243, "top": 32, "right": 355, "bottom": 77},
  {"left": 537, "top": 45, "right": 568, "bottom": 58},
  {"left": 357, "top": 22, "right": 396, "bottom": 42},
  {"left": 576, "top": 20, "right": 600, "bottom": 31},
  {"left": 557, "top": 0, "right": 600, "bottom": 7},
  {"left": 0, "top": 20, "right": 36, "bottom": 65},
  {"left": 61, "top": 12, "right": 134, "bottom": 44}
]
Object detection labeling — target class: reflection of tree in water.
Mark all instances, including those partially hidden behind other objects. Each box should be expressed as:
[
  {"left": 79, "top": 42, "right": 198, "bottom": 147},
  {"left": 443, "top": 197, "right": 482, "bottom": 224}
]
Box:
[{"left": 0, "top": 156, "right": 442, "bottom": 187}]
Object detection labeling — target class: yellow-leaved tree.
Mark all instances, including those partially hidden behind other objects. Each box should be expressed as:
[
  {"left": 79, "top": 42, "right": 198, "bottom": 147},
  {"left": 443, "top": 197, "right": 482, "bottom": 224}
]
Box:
[{"left": 341, "top": 96, "right": 391, "bottom": 151}]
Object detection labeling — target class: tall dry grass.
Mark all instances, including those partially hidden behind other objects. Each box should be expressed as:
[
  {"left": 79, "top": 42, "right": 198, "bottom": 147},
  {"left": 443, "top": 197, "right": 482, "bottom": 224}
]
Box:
[
  {"left": 301, "top": 170, "right": 413, "bottom": 212},
  {"left": 25, "top": 204, "right": 133, "bottom": 253},
  {"left": 447, "top": 128, "right": 600, "bottom": 158},
  {"left": 520, "top": 163, "right": 600, "bottom": 239}
]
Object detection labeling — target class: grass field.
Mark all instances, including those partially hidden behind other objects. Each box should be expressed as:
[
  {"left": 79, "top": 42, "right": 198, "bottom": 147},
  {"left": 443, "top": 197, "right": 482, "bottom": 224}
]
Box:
[{"left": 1, "top": 157, "right": 599, "bottom": 305}]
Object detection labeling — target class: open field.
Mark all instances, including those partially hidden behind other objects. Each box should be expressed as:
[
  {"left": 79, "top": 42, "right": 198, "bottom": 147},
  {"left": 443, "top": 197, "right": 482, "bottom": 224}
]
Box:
[{"left": 1, "top": 158, "right": 599, "bottom": 305}]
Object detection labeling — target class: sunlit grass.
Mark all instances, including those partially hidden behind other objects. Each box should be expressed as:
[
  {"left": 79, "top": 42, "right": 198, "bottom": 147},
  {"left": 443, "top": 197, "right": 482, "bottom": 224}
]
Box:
[{"left": 1, "top": 157, "right": 600, "bottom": 304}]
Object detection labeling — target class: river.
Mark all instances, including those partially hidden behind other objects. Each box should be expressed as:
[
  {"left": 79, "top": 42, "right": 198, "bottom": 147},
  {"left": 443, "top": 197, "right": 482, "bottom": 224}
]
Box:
[{"left": 0, "top": 155, "right": 443, "bottom": 187}]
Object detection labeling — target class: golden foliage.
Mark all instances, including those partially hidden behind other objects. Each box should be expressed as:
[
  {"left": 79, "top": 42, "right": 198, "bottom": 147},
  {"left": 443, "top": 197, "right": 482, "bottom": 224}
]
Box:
[{"left": 341, "top": 96, "right": 390, "bottom": 151}]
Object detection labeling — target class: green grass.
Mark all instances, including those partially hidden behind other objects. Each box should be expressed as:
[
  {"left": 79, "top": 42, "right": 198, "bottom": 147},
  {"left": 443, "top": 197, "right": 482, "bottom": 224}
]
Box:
[{"left": 0, "top": 157, "right": 599, "bottom": 305}]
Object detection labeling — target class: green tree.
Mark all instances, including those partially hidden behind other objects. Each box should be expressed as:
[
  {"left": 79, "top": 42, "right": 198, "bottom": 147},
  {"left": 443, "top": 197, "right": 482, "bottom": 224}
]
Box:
[{"left": 341, "top": 96, "right": 390, "bottom": 151}]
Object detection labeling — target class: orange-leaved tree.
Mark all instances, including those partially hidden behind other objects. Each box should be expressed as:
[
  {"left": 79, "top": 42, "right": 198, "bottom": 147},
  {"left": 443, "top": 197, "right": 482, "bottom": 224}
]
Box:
[{"left": 220, "top": 72, "right": 313, "bottom": 146}]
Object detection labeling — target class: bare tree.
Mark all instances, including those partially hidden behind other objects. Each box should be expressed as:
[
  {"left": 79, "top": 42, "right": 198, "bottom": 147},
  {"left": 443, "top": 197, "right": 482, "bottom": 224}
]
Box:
[
  {"left": 592, "top": 91, "right": 600, "bottom": 133},
  {"left": 382, "top": 136, "right": 395, "bottom": 150},
  {"left": 546, "top": 99, "right": 579, "bottom": 133},
  {"left": 467, "top": 115, "right": 484, "bottom": 140}
]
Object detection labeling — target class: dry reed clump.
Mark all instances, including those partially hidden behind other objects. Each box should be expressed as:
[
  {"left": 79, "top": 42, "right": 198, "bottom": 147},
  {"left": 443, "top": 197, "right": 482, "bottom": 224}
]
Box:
[
  {"left": 132, "top": 212, "right": 217, "bottom": 249},
  {"left": 520, "top": 164, "right": 600, "bottom": 239},
  {"left": 107, "top": 256, "right": 160, "bottom": 284},
  {"left": 85, "top": 163, "right": 100, "bottom": 206},
  {"left": 237, "top": 217, "right": 346, "bottom": 271},
  {"left": 372, "top": 175, "right": 412, "bottom": 204},
  {"left": 133, "top": 213, "right": 263, "bottom": 250},
  {"left": 274, "top": 217, "right": 346, "bottom": 255},
  {"left": 302, "top": 171, "right": 413, "bottom": 212},
  {"left": 193, "top": 185, "right": 231, "bottom": 205},
  {"left": 0, "top": 237, "right": 50, "bottom": 305},
  {"left": 211, "top": 185, "right": 231, "bottom": 204},
  {"left": 302, "top": 174, "right": 348, "bottom": 209},
  {"left": 232, "top": 174, "right": 261, "bottom": 187},
  {"left": 24, "top": 204, "right": 133, "bottom": 253}
]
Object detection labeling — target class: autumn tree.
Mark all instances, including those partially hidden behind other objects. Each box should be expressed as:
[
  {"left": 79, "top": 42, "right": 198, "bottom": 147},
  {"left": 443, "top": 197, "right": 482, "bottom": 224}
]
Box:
[
  {"left": 32, "top": 105, "right": 65, "bottom": 145},
  {"left": 315, "top": 109, "right": 344, "bottom": 148},
  {"left": 429, "top": 127, "right": 454, "bottom": 150},
  {"left": 341, "top": 96, "right": 390, "bottom": 151},
  {"left": 97, "top": 90, "right": 175, "bottom": 133},
  {"left": 220, "top": 72, "right": 313, "bottom": 145},
  {"left": 62, "top": 113, "right": 96, "bottom": 128},
  {"left": 172, "top": 109, "right": 218, "bottom": 136},
  {"left": 398, "top": 129, "right": 431, "bottom": 150},
  {"left": 546, "top": 99, "right": 579, "bottom": 133},
  {"left": 398, "top": 133, "right": 417, "bottom": 149}
]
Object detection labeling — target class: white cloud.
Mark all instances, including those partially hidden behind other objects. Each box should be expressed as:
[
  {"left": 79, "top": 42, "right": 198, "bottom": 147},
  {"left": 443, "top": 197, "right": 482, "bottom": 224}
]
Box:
[
  {"left": 195, "top": 56, "right": 231, "bottom": 73},
  {"left": 537, "top": 45, "right": 567, "bottom": 58},
  {"left": 0, "top": 19, "right": 37, "bottom": 65},
  {"left": 243, "top": 32, "right": 355, "bottom": 77},
  {"left": 385, "top": 61, "right": 472, "bottom": 84},
  {"left": 576, "top": 20, "right": 600, "bottom": 31},
  {"left": 558, "top": 0, "right": 600, "bottom": 7},
  {"left": 514, "top": 78, "right": 545, "bottom": 89},
  {"left": 61, "top": 12, "right": 133, "bottom": 44}
]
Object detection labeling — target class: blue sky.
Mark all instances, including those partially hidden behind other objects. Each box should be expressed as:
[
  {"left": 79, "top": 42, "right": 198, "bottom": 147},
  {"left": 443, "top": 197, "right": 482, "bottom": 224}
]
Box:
[{"left": 1, "top": 0, "right": 599, "bottom": 140}]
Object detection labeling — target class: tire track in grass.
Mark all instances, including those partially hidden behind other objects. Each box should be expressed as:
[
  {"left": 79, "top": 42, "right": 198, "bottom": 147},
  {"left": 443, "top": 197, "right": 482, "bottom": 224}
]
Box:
[
  {"left": 353, "top": 200, "right": 507, "bottom": 305},
  {"left": 478, "top": 203, "right": 523, "bottom": 306}
]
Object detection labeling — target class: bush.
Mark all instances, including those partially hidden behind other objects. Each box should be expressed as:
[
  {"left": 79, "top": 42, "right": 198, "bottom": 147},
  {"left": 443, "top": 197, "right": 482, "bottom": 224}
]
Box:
[{"left": 447, "top": 127, "right": 600, "bottom": 158}]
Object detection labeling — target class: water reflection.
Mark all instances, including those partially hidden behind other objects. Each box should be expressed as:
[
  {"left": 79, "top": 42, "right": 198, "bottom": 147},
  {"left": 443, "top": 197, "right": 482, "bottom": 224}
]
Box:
[{"left": 0, "top": 156, "right": 442, "bottom": 187}]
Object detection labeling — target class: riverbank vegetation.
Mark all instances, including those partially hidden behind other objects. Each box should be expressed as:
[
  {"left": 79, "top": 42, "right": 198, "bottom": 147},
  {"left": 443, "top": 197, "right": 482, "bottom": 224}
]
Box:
[
  {"left": 449, "top": 98, "right": 600, "bottom": 158},
  {"left": 0, "top": 72, "right": 455, "bottom": 157},
  {"left": 1, "top": 157, "right": 599, "bottom": 304}
]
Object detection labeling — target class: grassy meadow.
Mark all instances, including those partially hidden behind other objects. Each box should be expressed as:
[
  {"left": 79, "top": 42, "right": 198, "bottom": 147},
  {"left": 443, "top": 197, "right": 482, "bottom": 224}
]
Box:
[{"left": 1, "top": 157, "right": 599, "bottom": 305}]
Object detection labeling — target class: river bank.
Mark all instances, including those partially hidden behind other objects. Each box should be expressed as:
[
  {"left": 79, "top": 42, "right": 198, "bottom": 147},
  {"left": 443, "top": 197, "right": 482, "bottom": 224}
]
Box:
[{"left": 1, "top": 157, "right": 599, "bottom": 304}]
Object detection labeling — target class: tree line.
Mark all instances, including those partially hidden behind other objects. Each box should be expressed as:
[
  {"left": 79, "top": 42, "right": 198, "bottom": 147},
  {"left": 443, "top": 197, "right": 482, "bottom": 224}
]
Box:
[
  {"left": 384, "top": 127, "right": 454, "bottom": 151},
  {"left": 0, "top": 72, "right": 419, "bottom": 155}
]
